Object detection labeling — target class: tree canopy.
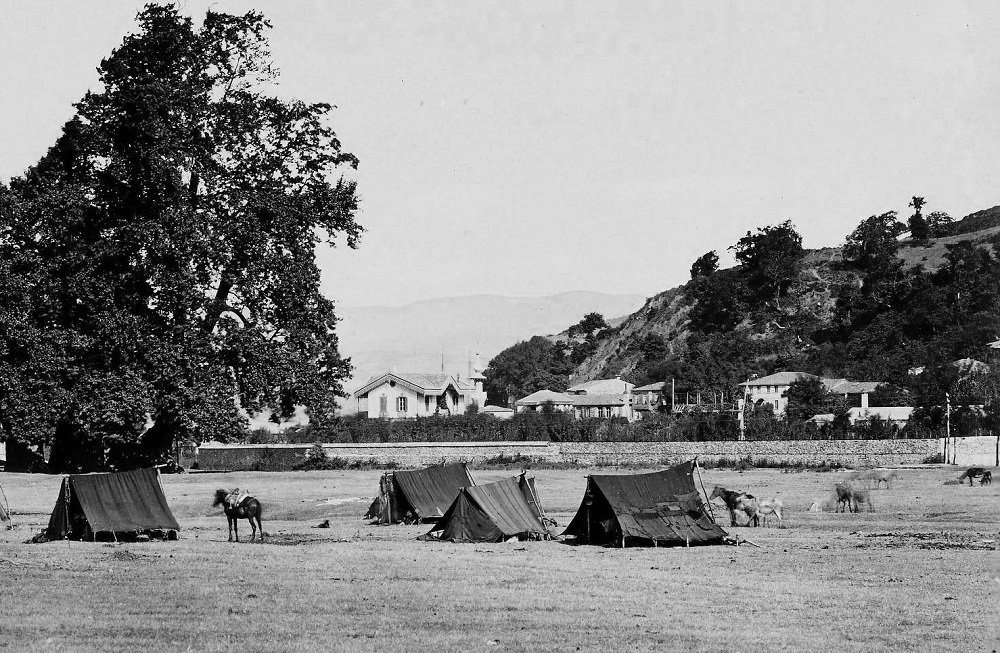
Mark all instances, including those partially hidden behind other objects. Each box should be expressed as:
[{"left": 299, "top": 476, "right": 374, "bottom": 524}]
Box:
[
  {"left": 483, "top": 336, "right": 573, "bottom": 406},
  {"left": 690, "top": 250, "right": 719, "bottom": 279},
  {"left": 730, "top": 220, "right": 804, "bottom": 301},
  {"left": 843, "top": 211, "right": 906, "bottom": 271},
  {"left": 0, "top": 5, "right": 361, "bottom": 470}
]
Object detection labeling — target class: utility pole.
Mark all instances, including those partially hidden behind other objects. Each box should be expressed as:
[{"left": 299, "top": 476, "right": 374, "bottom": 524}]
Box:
[{"left": 945, "top": 392, "right": 952, "bottom": 464}]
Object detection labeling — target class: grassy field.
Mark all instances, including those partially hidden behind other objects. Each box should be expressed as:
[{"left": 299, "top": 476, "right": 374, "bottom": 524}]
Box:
[{"left": 0, "top": 465, "right": 997, "bottom": 652}]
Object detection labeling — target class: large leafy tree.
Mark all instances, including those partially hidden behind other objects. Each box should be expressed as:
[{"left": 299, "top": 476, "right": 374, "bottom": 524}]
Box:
[
  {"left": 483, "top": 336, "right": 573, "bottom": 407},
  {"left": 730, "top": 220, "right": 804, "bottom": 303},
  {"left": 0, "top": 5, "right": 361, "bottom": 470},
  {"left": 843, "top": 211, "right": 906, "bottom": 271}
]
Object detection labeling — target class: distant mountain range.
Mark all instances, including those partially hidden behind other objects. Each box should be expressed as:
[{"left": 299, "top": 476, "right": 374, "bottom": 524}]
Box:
[{"left": 336, "top": 291, "right": 646, "bottom": 412}]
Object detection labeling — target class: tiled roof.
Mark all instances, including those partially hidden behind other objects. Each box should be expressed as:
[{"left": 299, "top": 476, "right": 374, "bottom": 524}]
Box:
[
  {"left": 825, "top": 379, "right": 880, "bottom": 394},
  {"left": 572, "top": 394, "right": 629, "bottom": 407},
  {"left": 516, "top": 390, "right": 576, "bottom": 406},
  {"left": 567, "top": 379, "right": 634, "bottom": 395},
  {"left": 742, "top": 372, "right": 816, "bottom": 387},
  {"left": 482, "top": 405, "right": 514, "bottom": 414},
  {"left": 355, "top": 372, "right": 470, "bottom": 397},
  {"left": 633, "top": 381, "right": 666, "bottom": 392}
]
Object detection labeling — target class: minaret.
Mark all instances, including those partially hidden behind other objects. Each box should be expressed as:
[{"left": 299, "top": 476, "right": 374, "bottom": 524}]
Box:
[{"left": 469, "top": 351, "right": 487, "bottom": 407}]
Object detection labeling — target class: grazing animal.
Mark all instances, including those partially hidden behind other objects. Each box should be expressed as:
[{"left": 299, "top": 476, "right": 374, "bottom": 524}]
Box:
[
  {"left": 835, "top": 482, "right": 873, "bottom": 513},
  {"left": 980, "top": 471, "right": 992, "bottom": 486},
  {"left": 710, "top": 486, "right": 756, "bottom": 526},
  {"left": 213, "top": 489, "right": 264, "bottom": 543},
  {"left": 869, "top": 469, "right": 896, "bottom": 490},
  {"left": 737, "top": 494, "right": 784, "bottom": 528},
  {"left": 958, "top": 467, "right": 987, "bottom": 486},
  {"left": 754, "top": 498, "right": 784, "bottom": 528}
]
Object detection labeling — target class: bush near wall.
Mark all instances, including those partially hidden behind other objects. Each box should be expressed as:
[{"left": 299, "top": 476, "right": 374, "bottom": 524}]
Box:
[{"left": 239, "top": 411, "right": 966, "bottom": 445}]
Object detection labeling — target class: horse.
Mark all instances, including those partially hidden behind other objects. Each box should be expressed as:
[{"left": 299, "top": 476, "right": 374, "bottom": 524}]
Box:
[
  {"left": 742, "top": 496, "right": 784, "bottom": 528},
  {"left": 958, "top": 467, "right": 987, "bottom": 486},
  {"left": 835, "top": 482, "right": 873, "bottom": 513},
  {"left": 709, "top": 486, "right": 755, "bottom": 527},
  {"left": 869, "top": 469, "right": 896, "bottom": 490},
  {"left": 213, "top": 489, "right": 264, "bottom": 543},
  {"left": 980, "top": 471, "right": 992, "bottom": 486}
]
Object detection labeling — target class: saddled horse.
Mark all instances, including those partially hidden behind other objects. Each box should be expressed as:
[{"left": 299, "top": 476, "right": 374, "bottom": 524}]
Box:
[{"left": 213, "top": 489, "right": 264, "bottom": 542}]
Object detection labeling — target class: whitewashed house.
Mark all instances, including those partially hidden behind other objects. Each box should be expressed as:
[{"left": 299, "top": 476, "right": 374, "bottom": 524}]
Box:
[
  {"left": 516, "top": 377, "right": 636, "bottom": 420},
  {"left": 354, "top": 371, "right": 487, "bottom": 419},
  {"left": 739, "top": 371, "right": 881, "bottom": 417}
]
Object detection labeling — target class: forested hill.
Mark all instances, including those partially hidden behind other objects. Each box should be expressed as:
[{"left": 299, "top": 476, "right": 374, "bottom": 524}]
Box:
[{"left": 484, "top": 203, "right": 1000, "bottom": 404}]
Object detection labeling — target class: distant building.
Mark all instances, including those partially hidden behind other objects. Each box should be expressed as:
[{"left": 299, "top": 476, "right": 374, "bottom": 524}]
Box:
[
  {"left": 354, "top": 371, "right": 487, "bottom": 419},
  {"left": 951, "top": 358, "right": 990, "bottom": 375},
  {"left": 566, "top": 378, "right": 634, "bottom": 396},
  {"left": 632, "top": 381, "right": 666, "bottom": 418},
  {"left": 481, "top": 405, "right": 515, "bottom": 419},
  {"left": 739, "top": 372, "right": 881, "bottom": 416},
  {"left": 572, "top": 394, "right": 632, "bottom": 419},
  {"left": 516, "top": 378, "right": 635, "bottom": 420},
  {"left": 515, "top": 390, "right": 576, "bottom": 413},
  {"left": 807, "top": 406, "right": 914, "bottom": 427}
]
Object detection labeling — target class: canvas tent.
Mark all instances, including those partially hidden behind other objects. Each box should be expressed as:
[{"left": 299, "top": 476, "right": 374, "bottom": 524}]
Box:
[
  {"left": 46, "top": 467, "right": 181, "bottom": 540},
  {"left": 365, "top": 462, "right": 475, "bottom": 524},
  {"left": 563, "top": 461, "right": 726, "bottom": 547},
  {"left": 420, "top": 473, "right": 552, "bottom": 543}
]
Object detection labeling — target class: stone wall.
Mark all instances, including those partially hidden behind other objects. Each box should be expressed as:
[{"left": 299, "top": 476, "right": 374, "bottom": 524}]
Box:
[
  {"left": 947, "top": 435, "right": 998, "bottom": 467},
  {"left": 197, "top": 438, "right": 942, "bottom": 471}
]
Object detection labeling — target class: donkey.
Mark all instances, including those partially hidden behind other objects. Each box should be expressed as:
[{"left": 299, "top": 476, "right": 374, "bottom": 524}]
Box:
[{"left": 213, "top": 489, "right": 264, "bottom": 543}]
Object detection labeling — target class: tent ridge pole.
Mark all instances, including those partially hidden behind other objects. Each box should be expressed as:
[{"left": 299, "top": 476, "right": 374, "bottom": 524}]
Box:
[{"left": 694, "top": 457, "right": 717, "bottom": 523}]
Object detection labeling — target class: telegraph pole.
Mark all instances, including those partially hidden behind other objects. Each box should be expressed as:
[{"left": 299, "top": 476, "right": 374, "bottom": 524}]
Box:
[{"left": 945, "top": 392, "right": 952, "bottom": 464}]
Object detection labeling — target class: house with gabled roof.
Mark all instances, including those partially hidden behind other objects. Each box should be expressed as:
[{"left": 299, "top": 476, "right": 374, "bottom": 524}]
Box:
[
  {"left": 515, "top": 390, "right": 576, "bottom": 413},
  {"left": 516, "top": 377, "right": 636, "bottom": 420},
  {"left": 354, "top": 371, "right": 487, "bottom": 419}
]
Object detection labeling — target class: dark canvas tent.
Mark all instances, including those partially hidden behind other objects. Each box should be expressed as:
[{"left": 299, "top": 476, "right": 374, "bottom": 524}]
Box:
[
  {"left": 563, "top": 460, "right": 726, "bottom": 547},
  {"left": 420, "top": 473, "right": 552, "bottom": 543},
  {"left": 46, "top": 467, "right": 181, "bottom": 540},
  {"left": 365, "top": 462, "right": 475, "bottom": 524}
]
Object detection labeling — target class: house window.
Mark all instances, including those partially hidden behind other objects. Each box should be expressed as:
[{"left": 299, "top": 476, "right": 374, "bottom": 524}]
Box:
[
  {"left": 378, "top": 395, "right": 388, "bottom": 417},
  {"left": 425, "top": 396, "right": 430, "bottom": 411},
  {"left": 397, "top": 396, "right": 408, "bottom": 413}
]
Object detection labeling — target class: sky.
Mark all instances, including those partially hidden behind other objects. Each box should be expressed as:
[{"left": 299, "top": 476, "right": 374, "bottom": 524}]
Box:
[{"left": 3, "top": 1, "right": 1000, "bottom": 307}]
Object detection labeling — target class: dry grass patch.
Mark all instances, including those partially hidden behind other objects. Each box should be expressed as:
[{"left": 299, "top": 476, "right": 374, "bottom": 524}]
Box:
[{"left": 0, "top": 465, "right": 996, "bottom": 651}]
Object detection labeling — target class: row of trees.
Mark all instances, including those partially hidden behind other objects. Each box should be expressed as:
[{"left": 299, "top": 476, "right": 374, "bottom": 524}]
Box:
[{"left": 0, "top": 6, "right": 362, "bottom": 471}]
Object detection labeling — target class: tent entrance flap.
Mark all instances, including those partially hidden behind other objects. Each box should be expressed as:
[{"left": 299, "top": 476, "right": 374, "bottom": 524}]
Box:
[
  {"left": 563, "top": 460, "right": 726, "bottom": 547},
  {"left": 368, "top": 463, "right": 475, "bottom": 524}
]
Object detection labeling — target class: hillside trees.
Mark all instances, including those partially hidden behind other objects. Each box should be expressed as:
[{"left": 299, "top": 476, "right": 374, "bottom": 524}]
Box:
[
  {"left": 843, "top": 211, "right": 906, "bottom": 271},
  {"left": 0, "top": 6, "right": 361, "bottom": 470},
  {"left": 690, "top": 250, "right": 719, "bottom": 278},
  {"left": 908, "top": 196, "right": 929, "bottom": 241},
  {"left": 730, "top": 220, "right": 804, "bottom": 303},
  {"left": 483, "top": 336, "right": 573, "bottom": 406}
]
